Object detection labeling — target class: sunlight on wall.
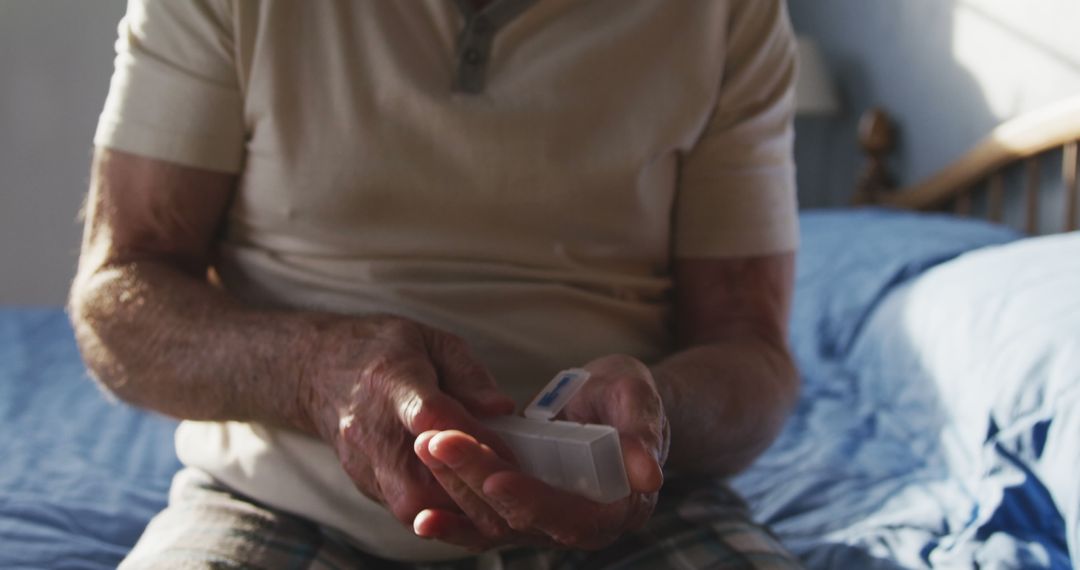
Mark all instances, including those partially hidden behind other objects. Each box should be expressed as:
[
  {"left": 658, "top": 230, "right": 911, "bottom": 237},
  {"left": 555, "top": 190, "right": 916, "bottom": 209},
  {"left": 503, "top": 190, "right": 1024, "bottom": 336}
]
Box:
[{"left": 952, "top": 0, "right": 1080, "bottom": 120}]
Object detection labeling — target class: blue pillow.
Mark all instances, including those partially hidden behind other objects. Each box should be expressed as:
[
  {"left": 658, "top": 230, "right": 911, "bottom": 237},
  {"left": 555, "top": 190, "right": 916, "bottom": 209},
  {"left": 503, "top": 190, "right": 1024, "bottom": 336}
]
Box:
[
  {"left": 844, "top": 232, "right": 1080, "bottom": 567},
  {"left": 792, "top": 208, "right": 1020, "bottom": 368}
]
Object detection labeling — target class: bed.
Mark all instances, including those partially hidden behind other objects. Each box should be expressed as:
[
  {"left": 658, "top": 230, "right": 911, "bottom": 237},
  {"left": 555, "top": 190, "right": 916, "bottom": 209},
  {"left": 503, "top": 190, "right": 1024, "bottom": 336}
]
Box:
[{"left": 2, "top": 99, "right": 1078, "bottom": 569}]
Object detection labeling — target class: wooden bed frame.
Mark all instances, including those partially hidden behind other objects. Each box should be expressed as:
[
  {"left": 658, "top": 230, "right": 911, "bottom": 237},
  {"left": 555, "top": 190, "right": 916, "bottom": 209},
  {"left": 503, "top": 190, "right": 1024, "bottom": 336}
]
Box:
[{"left": 855, "top": 96, "right": 1080, "bottom": 234}]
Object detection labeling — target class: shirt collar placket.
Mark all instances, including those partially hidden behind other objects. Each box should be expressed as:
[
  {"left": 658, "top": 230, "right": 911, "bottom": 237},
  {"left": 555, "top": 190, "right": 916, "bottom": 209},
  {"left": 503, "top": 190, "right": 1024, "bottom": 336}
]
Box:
[{"left": 452, "top": 0, "right": 537, "bottom": 94}]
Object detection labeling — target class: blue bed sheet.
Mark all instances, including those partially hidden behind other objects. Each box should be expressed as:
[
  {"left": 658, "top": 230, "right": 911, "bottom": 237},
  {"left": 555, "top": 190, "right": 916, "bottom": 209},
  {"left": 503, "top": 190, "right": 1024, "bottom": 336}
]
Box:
[
  {"left": 0, "top": 208, "right": 1073, "bottom": 569},
  {"left": 733, "top": 209, "right": 1075, "bottom": 569},
  {"left": 0, "top": 310, "right": 181, "bottom": 569}
]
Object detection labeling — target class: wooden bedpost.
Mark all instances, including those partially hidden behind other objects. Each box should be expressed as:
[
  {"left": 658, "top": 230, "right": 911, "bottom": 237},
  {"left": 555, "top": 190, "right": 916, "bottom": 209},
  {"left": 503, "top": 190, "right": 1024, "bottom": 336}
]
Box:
[
  {"left": 854, "top": 108, "right": 896, "bottom": 205},
  {"left": 847, "top": 97, "right": 1080, "bottom": 233}
]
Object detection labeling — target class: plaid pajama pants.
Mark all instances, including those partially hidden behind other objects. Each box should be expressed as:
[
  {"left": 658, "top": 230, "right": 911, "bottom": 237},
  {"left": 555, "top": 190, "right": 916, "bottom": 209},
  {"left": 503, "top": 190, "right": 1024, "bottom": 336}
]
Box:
[{"left": 120, "top": 468, "right": 802, "bottom": 570}]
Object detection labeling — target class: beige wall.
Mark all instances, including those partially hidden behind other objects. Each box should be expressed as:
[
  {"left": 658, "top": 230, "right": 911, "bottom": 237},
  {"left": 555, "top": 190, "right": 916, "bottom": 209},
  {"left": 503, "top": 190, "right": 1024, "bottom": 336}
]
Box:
[
  {"left": 0, "top": 0, "right": 127, "bottom": 304},
  {"left": 790, "top": 0, "right": 1080, "bottom": 209}
]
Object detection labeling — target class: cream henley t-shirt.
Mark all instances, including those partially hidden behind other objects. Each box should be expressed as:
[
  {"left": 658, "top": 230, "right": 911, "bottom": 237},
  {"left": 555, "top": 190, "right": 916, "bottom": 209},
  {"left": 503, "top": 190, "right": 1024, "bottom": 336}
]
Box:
[{"left": 95, "top": 0, "right": 799, "bottom": 562}]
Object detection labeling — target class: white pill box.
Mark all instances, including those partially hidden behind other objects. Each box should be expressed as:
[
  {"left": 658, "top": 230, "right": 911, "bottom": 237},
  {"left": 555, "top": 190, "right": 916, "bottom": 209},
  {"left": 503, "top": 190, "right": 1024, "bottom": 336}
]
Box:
[{"left": 481, "top": 415, "right": 631, "bottom": 504}]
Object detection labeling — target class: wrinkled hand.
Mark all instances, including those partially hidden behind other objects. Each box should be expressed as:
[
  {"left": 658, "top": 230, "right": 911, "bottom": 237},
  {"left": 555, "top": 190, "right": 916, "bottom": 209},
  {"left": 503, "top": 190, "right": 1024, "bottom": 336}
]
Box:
[
  {"left": 414, "top": 354, "right": 670, "bottom": 551},
  {"left": 302, "top": 316, "right": 516, "bottom": 528}
]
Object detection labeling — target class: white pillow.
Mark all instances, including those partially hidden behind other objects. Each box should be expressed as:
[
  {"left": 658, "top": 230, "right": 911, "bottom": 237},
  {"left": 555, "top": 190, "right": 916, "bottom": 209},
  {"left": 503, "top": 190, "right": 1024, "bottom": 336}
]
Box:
[{"left": 849, "top": 232, "right": 1080, "bottom": 563}]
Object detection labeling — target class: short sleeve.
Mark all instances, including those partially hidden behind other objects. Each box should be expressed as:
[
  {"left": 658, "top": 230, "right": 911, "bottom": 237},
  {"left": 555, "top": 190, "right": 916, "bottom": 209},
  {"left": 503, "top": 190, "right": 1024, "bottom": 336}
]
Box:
[
  {"left": 675, "top": 0, "right": 799, "bottom": 258},
  {"left": 93, "top": 0, "right": 245, "bottom": 173}
]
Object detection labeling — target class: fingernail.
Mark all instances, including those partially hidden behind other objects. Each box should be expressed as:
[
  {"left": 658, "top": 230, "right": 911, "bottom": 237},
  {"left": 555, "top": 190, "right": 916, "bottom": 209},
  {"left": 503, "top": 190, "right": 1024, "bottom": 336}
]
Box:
[
  {"left": 414, "top": 432, "right": 444, "bottom": 467},
  {"left": 413, "top": 511, "right": 435, "bottom": 538}
]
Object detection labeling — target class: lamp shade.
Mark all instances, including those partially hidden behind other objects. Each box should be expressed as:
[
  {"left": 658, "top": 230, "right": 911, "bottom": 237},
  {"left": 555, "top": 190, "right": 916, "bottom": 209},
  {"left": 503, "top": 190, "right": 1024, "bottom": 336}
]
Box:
[{"left": 795, "top": 36, "right": 840, "bottom": 115}]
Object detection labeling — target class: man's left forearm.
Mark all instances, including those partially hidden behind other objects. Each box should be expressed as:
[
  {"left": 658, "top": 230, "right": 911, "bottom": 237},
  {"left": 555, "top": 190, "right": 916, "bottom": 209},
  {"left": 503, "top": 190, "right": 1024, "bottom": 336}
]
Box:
[{"left": 651, "top": 332, "right": 798, "bottom": 477}]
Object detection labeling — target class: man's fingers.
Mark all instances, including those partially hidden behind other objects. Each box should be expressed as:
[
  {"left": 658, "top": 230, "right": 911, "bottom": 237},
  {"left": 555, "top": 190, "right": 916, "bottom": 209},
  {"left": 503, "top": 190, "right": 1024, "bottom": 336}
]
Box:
[
  {"left": 608, "top": 374, "right": 666, "bottom": 450},
  {"left": 336, "top": 395, "right": 459, "bottom": 525},
  {"left": 413, "top": 509, "right": 492, "bottom": 552},
  {"left": 354, "top": 449, "right": 464, "bottom": 530},
  {"left": 414, "top": 430, "right": 516, "bottom": 541},
  {"left": 428, "top": 430, "right": 516, "bottom": 473},
  {"left": 383, "top": 359, "right": 516, "bottom": 464},
  {"left": 480, "top": 470, "right": 624, "bottom": 549},
  {"left": 413, "top": 508, "right": 560, "bottom": 551},
  {"left": 372, "top": 452, "right": 458, "bottom": 526},
  {"left": 423, "top": 330, "right": 516, "bottom": 417},
  {"left": 417, "top": 431, "right": 558, "bottom": 549},
  {"left": 416, "top": 431, "right": 596, "bottom": 544},
  {"left": 363, "top": 349, "right": 474, "bottom": 436},
  {"left": 422, "top": 430, "right": 521, "bottom": 514},
  {"left": 574, "top": 369, "right": 669, "bottom": 492},
  {"left": 621, "top": 435, "right": 664, "bottom": 493},
  {"left": 396, "top": 390, "right": 517, "bottom": 465},
  {"left": 420, "top": 430, "right": 655, "bottom": 550}
]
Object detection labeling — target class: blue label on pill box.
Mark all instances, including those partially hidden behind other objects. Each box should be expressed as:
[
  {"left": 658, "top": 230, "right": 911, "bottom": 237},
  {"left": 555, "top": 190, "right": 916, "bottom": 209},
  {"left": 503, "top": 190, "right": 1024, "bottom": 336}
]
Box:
[
  {"left": 537, "top": 374, "right": 574, "bottom": 408},
  {"left": 525, "top": 368, "right": 591, "bottom": 420}
]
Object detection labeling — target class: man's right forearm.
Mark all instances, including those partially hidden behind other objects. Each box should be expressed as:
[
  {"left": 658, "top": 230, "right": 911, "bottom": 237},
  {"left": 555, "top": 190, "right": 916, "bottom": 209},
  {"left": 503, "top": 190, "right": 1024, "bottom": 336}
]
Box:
[
  {"left": 71, "top": 149, "right": 524, "bottom": 522},
  {"left": 69, "top": 259, "right": 330, "bottom": 434}
]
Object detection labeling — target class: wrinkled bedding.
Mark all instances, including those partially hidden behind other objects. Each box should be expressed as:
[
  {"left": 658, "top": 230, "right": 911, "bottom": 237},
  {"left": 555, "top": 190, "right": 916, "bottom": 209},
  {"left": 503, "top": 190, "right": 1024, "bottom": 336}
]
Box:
[
  {"left": 0, "top": 309, "right": 180, "bottom": 569},
  {"left": 734, "top": 209, "right": 1076, "bottom": 569},
  {"left": 1, "top": 208, "right": 1075, "bottom": 569}
]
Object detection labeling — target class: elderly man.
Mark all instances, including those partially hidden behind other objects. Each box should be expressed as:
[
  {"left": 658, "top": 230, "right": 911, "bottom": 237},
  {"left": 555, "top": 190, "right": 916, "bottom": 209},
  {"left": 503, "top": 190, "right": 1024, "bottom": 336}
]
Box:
[{"left": 70, "top": 0, "right": 803, "bottom": 567}]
